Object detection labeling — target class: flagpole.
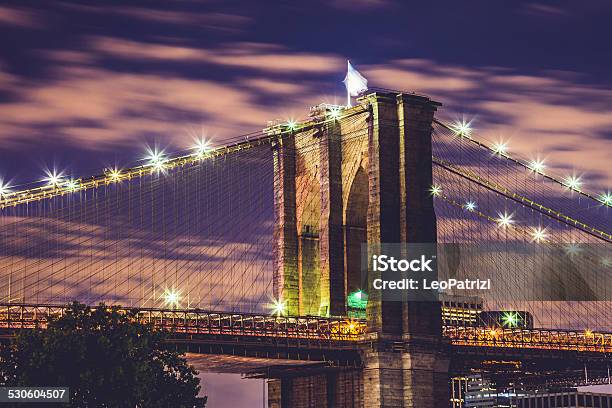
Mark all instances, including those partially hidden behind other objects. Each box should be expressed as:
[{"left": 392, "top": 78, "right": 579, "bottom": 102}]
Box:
[{"left": 346, "top": 60, "right": 351, "bottom": 107}]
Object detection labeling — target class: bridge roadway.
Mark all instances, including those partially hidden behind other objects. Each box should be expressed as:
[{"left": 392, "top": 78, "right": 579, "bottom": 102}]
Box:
[{"left": 0, "top": 303, "right": 610, "bottom": 354}]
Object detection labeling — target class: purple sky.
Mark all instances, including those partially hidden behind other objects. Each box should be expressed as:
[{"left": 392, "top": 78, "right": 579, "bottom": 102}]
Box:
[
  {"left": 0, "top": 1, "right": 611, "bottom": 193},
  {"left": 1, "top": 0, "right": 611, "bottom": 404}
]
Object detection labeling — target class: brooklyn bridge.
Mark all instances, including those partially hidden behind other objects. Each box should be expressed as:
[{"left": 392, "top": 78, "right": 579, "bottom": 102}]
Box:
[{"left": 0, "top": 91, "right": 610, "bottom": 407}]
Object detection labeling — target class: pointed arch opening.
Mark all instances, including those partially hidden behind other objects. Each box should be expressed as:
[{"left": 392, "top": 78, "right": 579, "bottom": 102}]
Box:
[{"left": 344, "top": 166, "right": 368, "bottom": 313}]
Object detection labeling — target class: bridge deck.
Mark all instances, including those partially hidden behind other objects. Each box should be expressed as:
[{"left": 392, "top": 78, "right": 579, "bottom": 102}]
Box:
[{"left": 0, "top": 304, "right": 610, "bottom": 354}]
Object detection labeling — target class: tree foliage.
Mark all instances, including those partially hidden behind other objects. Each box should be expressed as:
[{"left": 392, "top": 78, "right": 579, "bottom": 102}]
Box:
[{"left": 0, "top": 302, "right": 205, "bottom": 407}]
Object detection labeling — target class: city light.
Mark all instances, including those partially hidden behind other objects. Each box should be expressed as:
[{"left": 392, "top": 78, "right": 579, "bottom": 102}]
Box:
[
  {"left": 286, "top": 120, "right": 298, "bottom": 131},
  {"left": 328, "top": 106, "right": 342, "bottom": 119},
  {"left": 162, "top": 288, "right": 181, "bottom": 309},
  {"left": 585, "top": 329, "right": 593, "bottom": 337},
  {"left": 564, "top": 243, "right": 583, "bottom": 257},
  {"left": 0, "top": 179, "right": 10, "bottom": 198},
  {"left": 488, "top": 328, "right": 501, "bottom": 338},
  {"left": 450, "top": 118, "right": 473, "bottom": 137},
  {"left": 145, "top": 147, "right": 167, "bottom": 172},
  {"left": 109, "top": 168, "right": 122, "bottom": 182},
  {"left": 492, "top": 141, "right": 508, "bottom": 156},
  {"left": 464, "top": 200, "right": 477, "bottom": 212},
  {"left": 563, "top": 174, "right": 582, "bottom": 191},
  {"left": 602, "top": 257, "right": 611, "bottom": 267},
  {"left": 64, "top": 179, "right": 80, "bottom": 192},
  {"left": 530, "top": 226, "right": 548, "bottom": 243},
  {"left": 44, "top": 169, "right": 64, "bottom": 187},
  {"left": 495, "top": 211, "right": 514, "bottom": 228},
  {"left": 352, "top": 290, "right": 364, "bottom": 300},
  {"left": 270, "top": 298, "right": 287, "bottom": 317},
  {"left": 429, "top": 184, "right": 442, "bottom": 197},
  {"left": 501, "top": 312, "right": 520, "bottom": 328},
  {"left": 192, "top": 138, "right": 211, "bottom": 158},
  {"left": 528, "top": 158, "right": 546, "bottom": 174},
  {"left": 599, "top": 191, "right": 612, "bottom": 206},
  {"left": 347, "top": 289, "right": 368, "bottom": 310}
]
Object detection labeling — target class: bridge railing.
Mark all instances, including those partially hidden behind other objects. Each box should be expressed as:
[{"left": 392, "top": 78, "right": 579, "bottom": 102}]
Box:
[
  {"left": 444, "top": 326, "right": 612, "bottom": 353},
  {"left": 0, "top": 304, "right": 368, "bottom": 342},
  {"left": 0, "top": 304, "right": 610, "bottom": 353}
]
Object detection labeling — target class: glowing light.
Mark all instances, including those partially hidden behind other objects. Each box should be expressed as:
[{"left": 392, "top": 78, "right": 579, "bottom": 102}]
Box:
[
  {"left": 564, "top": 243, "right": 583, "bottom": 257},
  {"left": 585, "top": 329, "right": 593, "bottom": 337},
  {"left": 501, "top": 312, "right": 520, "bottom": 328},
  {"left": 601, "top": 257, "right": 611, "bottom": 267},
  {"left": 496, "top": 211, "right": 514, "bottom": 228},
  {"left": 563, "top": 174, "right": 582, "bottom": 191},
  {"left": 44, "top": 170, "right": 64, "bottom": 187},
  {"left": 64, "top": 179, "right": 80, "bottom": 191},
  {"left": 347, "top": 289, "right": 368, "bottom": 310},
  {"left": 192, "top": 138, "right": 211, "bottom": 158},
  {"left": 599, "top": 191, "right": 612, "bottom": 206},
  {"left": 528, "top": 158, "right": 546, "bottom": 174},
  {"left": 347, "top": 321, "right": 357, "bottom": 332},
  {"left": 286, "top": 120, "right": 298, "bottom": 131},
  {"left": 463, "top": 200, "right": 477, "bottom": 212},
  {"left": 145, "top": 148, "right": 167, "bottom": 172},
  {"left": 492, "top": 141, "right": 508, "bottom": 156},
  {"left": 0, "top": 180, "right": 10, "bottom": 198},
  {"left": 162, "top": 288, "right": 181, "bottom": 309},
  {"left": 530, "top": 226, "right": 548, "bottom": 243},
  {"left": 429, "top": 184, "right": 442, "bottom": 197},
  {"left": 270, "top": 298, "right": 287, "bottom": 317},
  {"left": 109, "top": 168, "right": 122, "bottom": 182},
  {"left": 328, "top": 106, "right": 342, "bottom": 119},
  {"left": 450, "top": 118, "right": 473, "bottom": 137},
  {"left": 488, "top": 328, "right": 500, "bottom": 338}
]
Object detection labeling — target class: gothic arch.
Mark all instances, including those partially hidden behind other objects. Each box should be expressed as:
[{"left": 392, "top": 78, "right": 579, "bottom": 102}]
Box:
[{"left": 344, "top": 165, "right": 368, "bottom": 298}]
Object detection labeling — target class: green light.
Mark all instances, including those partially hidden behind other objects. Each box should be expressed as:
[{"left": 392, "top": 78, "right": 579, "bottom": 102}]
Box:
[
  {"left": 347, "top": 290, "right": 368, "bottom": 310},
  {"left": 501, "top": 312, "right": 520, "bottom": 328}
]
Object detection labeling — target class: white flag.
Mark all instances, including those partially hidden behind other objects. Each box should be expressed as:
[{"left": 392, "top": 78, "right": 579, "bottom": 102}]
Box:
[{"left": 343, "top": 60, "right": 368, "bottom": 104}]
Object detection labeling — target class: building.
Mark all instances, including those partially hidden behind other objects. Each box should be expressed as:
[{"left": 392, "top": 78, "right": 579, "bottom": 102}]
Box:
[
  {"left": 516, "top": 390, "right": 612, "bottom": 407},
  {"left": 451, "top": 374, "right": 520, "bottom": 408}
]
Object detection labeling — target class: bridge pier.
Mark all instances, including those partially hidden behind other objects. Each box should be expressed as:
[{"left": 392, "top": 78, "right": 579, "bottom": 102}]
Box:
[
  {"left": 272, "top": 90, "right": 449, "bottom": 406},
  {"left": 362, "top": 348, "right": 449, "bottom": 408},
  {"left": 268, "top": 370, "right": 363, "bottom": 408},
  {"left": 267, "top": 348, "right": 449, "bottom": 408}
]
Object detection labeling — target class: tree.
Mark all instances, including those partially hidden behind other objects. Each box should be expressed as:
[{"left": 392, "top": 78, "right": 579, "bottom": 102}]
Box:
[{"left": 0, "top": 302, "right": 205, "bottom": 407}]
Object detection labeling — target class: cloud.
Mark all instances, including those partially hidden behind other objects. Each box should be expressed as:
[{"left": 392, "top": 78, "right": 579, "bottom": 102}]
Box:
[
  {"left": 58, "top": 3, "right": 250, "bottom": 32},
  {"left": 241, "top": 78, "right": 306, "bottom": 95},
  {"left": 0, "top": 5, "right": 42, "bottom": 28},
  {"left": 40, "top": 50, "right": 97, "bottom": 65},
  {"left": 91, "top": 37, "right": 344, "bottom": 74},
  {"left": 0, "top": 36, "right": 610, "bottom": 192},
  {"left": 108, "top": 8, "right": 251, "bottom": 28},
  {"left": 523, "top": 3, "right": 569, "bottom": 17},
  {"left": 361, "top": 59, "right": 612, "bottom": 190},
  {"left": 0, "top": 60, "right": 331, "bottom": 152}
]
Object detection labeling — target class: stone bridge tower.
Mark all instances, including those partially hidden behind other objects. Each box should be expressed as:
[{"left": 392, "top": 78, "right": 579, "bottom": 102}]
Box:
[{"left": 271, "top": 91, "right": 448, "bottom": 407}]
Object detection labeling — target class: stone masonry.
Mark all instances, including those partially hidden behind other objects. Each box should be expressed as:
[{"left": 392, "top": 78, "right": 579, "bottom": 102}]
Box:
[{"left": 271, "top": 91, "right": 449, "bottom": 407}]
